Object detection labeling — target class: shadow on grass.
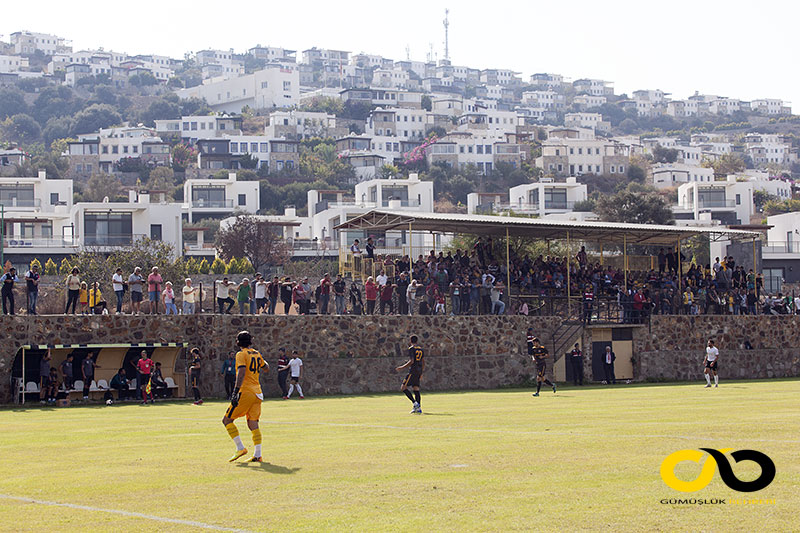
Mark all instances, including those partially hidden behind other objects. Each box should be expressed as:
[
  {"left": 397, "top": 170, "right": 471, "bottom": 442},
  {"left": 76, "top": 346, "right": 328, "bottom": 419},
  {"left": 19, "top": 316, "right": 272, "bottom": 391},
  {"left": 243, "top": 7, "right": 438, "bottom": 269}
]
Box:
[
  {"left": 419, "top": 412, "right": 454, "bottom": 416},
  {"left": 235, "top": 462, "right": 301, "bottom": 474}
]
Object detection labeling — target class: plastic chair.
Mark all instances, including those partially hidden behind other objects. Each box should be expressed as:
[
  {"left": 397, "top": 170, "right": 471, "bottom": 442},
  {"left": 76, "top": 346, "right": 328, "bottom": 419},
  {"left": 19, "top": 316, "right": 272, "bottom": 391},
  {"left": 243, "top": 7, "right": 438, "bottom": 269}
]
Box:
[
  {"left": 26, "top": 382, "right": 39, "bottom": 393},
  {"left": 165, "top": 377, "right": 176, "bottom": 388},
  {"left": 73, "top": 380, "right": 84, "bottom": 392},
  {"left": 89, "top": 380, "right": 98, "bottom": 391},
  {"left": 96, "top": 380, "right": 108, "bottom": 389}
]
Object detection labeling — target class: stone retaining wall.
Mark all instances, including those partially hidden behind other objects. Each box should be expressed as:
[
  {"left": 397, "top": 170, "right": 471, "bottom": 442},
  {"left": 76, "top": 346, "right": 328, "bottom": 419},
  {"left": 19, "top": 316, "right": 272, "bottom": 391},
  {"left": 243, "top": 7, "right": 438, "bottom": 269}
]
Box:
[{"left": 0, "top": 315, "right": 561, "bottom": 402}]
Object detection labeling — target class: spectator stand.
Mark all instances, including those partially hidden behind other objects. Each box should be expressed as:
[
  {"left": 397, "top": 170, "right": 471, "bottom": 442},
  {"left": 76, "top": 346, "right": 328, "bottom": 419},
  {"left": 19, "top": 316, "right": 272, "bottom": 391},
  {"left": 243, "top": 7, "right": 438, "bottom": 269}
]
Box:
[
  {"left": 13, "top": 342, "right": 186, "bottom": 404},
  {"left": 335, "top": 210, "right": 761, "bottom": 320}
]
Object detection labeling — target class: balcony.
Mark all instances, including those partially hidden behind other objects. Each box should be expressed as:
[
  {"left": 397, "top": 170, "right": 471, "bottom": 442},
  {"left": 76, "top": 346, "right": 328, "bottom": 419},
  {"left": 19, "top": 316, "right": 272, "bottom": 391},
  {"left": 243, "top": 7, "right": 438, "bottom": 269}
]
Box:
[
  {"left": 83, "top": 234, "right": 148, "bottom": 247},
  {"left": 687, "top": 199, "right": 736, "bottom": 209},
  {"left": 381, "top": 199, "right": 420, "bottom": 208},
  {"left": 762, "top": 241, "right": 800, "bottom": 255},
  {"left": 3, "top": 237, "right": 78, "bottom": 249},
  {"left": 0, "top": 198, "right": 41, "bottom": 209},
  {"left": 190, "top": 199, "right": 234, "bottom": 208},
  {"left": 493, "top": 201, "right": 575, "bottom": 212}
]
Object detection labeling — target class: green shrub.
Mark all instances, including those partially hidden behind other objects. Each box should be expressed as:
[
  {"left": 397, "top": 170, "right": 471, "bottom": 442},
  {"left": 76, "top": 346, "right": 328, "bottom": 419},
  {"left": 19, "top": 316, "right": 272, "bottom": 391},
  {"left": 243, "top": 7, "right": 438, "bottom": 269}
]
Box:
[
  {"left": 44, "top": 258, "right": 58, "bottom": 275},
  {"left": 210, "top": 257, "right": 227, "bottom": 274}
]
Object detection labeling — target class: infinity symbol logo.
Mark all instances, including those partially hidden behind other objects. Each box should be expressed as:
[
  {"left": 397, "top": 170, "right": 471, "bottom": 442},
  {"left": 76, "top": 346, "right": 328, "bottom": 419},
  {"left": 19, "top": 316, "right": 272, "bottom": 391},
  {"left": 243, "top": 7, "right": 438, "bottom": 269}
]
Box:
[{"left": 660, "top": 448, "right": 775, "bottom": 493}]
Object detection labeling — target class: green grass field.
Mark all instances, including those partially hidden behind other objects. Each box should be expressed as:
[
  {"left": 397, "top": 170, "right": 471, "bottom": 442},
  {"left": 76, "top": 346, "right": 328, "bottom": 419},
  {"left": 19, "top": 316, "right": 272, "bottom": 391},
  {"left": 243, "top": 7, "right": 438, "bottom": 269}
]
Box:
[{"left": 1, "top": 380, "right": 798, "bottom": 532}]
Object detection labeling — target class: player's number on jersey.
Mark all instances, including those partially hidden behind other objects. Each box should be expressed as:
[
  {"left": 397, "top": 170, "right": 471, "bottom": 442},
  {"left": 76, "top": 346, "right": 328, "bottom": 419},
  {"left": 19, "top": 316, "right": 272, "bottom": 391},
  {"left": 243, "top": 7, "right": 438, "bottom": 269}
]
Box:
[
  {"left": 249, "top": 356, "right": 263, "bottom": 373},
  {"left": 414, "top": 349, "right": 423, "bottom": 361}
]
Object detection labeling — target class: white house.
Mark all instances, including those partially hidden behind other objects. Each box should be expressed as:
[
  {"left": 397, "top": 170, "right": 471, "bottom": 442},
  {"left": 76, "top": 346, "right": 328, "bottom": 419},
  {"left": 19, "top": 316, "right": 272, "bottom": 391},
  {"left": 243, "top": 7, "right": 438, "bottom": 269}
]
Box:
[
  {"left": 673, "top": 176, "right": 754, "bottom": 225},
  {"left": 154, "top": 115, "right": 242, "bottom": 143},
  {"left": 10, "top": 31, "right": 71, "bottom": 55},
  {"left": 0, "top": 54, "right": 27, "bottom": 74},
  {"left": 652, "top": 163, "right": 715, "bottom": 189},
  {"left": 467, "top": 177, "right": 588, "bottom": 217},
  {"left": 182, "top": 172, "right": 260, "bottom": 223},
  {"left": 564, "top": 113, "right": 610, "bottom": 133},
  {"left": 521, "top": 90, "right": 565, "bottom": 110},
  {"left": 176, "top": 65, "right": 300, "bottom": 113}
]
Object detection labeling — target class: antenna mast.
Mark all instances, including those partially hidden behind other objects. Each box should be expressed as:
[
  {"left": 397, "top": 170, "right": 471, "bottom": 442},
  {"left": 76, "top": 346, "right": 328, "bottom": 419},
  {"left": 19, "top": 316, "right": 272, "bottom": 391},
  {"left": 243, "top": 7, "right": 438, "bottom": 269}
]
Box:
[{"left": 443, "top": 8, "right": 450, "bottom": 61}]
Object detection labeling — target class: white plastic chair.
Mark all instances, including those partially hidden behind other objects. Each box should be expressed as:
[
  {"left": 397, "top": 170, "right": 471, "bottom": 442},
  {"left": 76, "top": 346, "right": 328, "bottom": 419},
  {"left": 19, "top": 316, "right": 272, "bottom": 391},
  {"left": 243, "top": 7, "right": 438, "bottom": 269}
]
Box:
[
  {"left": 165, "top": 377, "right": 176, "bottom": 388},
  {"left": 26, "top": 382, "right": 39, "bottom": 393},
  {"left": 96, "top": 379, "right": 108, "bottom": 389},
  {"left": 73, "top": 380, "right": 84, "bottom": 392},
  {"left": 130, "top": 378, "right": 137, "bottom": 390},
  {"left": 89, "top": 380, "right": 98, "bottom": 391}
]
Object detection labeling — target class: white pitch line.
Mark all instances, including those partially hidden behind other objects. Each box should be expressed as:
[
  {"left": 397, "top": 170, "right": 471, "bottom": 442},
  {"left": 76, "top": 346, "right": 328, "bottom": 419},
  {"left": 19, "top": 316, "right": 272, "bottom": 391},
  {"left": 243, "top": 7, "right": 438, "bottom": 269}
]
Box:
[
  {"left": 155, "top": 416, "right": 800, "bottom": 444},
  {"left": 0, "top": 494, "right": 255, "bottom": 533}
]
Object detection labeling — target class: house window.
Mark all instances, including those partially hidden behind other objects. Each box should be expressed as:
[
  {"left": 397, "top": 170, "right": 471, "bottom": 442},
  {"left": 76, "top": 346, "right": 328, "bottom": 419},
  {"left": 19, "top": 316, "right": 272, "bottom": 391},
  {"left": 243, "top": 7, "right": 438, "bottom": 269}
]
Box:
[
  {"left": 283, "top": 81, "right": 291, "bottom": 91},
  {"left": 555, "top": 149, "right": 560, "bottom": 156},
  {"left": 102, "top": 146, "right": 108, "bottom": 154},
  {"left": 477, "top": 145, "right": 483, "bottom": 154},
  {"left": 50, "top": 193, "right": 59, "bottom": 205},
  {"left": 132, "top": 146, "right": 138, "bottom": 154},
  {"left": 735, "top": 193, "right": 741, "bottom": 205},
  {"left": 182, "top": 122, "right": 189, "bottom": 130},
  {"left": 84, "top": 212, "right": 133, "bottom": 245},
  {"left": 251, "top": 143, "right": 258, "bottom": 152},
  {"left": 569, "top": 148, "right": 574, "bottom": 155},
  {"left": 123, "top": 146, "right": 129, "bottom": 154},
  {"left": 619, "top": 165, "right": 625, "bottom": 174},
  {"left": 261, "top": 81, "right": 268, "bottom": 88},
  {"left": 150, "top": 224, "right": 162, "bottom": 241},
  {"left": 260, "top": 143, "right": 268, "bottom": 152},
  {"left": 112, "top": 146, "right": 118, "bottom": 154},
  {"left": 238, "top": 194, "right": 246, "bottom": 206}
]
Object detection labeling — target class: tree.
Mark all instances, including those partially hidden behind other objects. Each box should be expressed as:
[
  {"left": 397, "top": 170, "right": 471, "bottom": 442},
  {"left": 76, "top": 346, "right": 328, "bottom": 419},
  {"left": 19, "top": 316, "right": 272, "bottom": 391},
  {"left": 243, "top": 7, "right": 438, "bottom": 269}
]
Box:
[
  {"left": 44, "top": 258, "right": 58, "bottom": 276},
  {"left": 421, "top": 94, "right": 432, "bottom": 112},
  {"left": 652, "top": 144, "right": 679, "bottom": 163},
  {"left": 171, "top": 142, "right": 198, "bottom": 172},
  {"left": 595, "top": 183, "right": 674, "bottom": 225},
  {"left": 71, "top": 238, "right": 185, "bottom": 287},
  {"left": 128, "top": 72, "right": 158, "bottom": 87},
  {"left": 763, "top": 198, "right": 800, "bottom": 216},
  {"left": 619, "top": 118, "right": 639, "bottom": 134},
  {"left": 71, "top": 104, "right": 122, "bottom": 135},
  {"left": 140, "top": 99, "right": 181, "bottom": 127},
  {"left": 215, "top": 215, "right": 291, "bottom": 271},
  {"left": 42, "top": 116, "right": 74, "bottom": 146},
  {"left": 702, "top": 153, "right": 746, "bottom": 178},
  {"left": 32, "top": 86, "right": 82, "bottom": 125},
  {"left": 753, "top": 190, "right": 775, "bottom": 211},
  {"left": 58, "top": 258, "right": 72, "bottom": 275},
  {"left": 2, "top": 114, "right": 41, "bottom": 144},
  {"left": 238, "top": 153, "right": 259, "bottom": 169},
  {"left": 573, "top": 198, "right": 596, "bottom": 212},
  {"left": 146, "top": 167, "right": 175, "bottom": 199},
  {"left": 0, "top": 87, "right": 28, "bottom": 120},
  {"left": 627, "top": 164, "right": 647, "bottom": 183},
  {"left": 84, "top": 173, "right": 122, "bottom": 202},
  {"left": 210, "top": 257, "right": 227, "bottom": 274}
]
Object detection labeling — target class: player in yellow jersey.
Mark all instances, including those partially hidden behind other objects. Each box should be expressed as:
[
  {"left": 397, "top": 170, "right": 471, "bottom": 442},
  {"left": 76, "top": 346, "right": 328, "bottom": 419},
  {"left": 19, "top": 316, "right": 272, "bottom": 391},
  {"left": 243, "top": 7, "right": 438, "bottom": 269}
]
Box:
[{"left": 222, "top": 331, "right": 270, "bottom": 463}]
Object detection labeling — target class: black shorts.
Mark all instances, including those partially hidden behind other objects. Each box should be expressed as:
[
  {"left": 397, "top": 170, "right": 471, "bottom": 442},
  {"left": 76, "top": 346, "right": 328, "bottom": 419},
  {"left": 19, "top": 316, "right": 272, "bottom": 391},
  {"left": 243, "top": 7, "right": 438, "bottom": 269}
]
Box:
[
  {"left": 40, "top": 376, "right": 50, "bottom": 388},
  {"left": 290, "top": 375, "right": 300, "bottom": 383},
  {"left": 191, "top": 373, "right": 200, "bottom": 387},
  {"left": 403, "top": 370, "right": 421, "bottom": 388},
  {"left": 705, "top": 360, "right": 718, "bottom": 371},
  {"left": 536, "top": 361, "right": 547, "bottom": 378},
  {"left": 131, "top": 292, "right": 143, "bottom": 303}
]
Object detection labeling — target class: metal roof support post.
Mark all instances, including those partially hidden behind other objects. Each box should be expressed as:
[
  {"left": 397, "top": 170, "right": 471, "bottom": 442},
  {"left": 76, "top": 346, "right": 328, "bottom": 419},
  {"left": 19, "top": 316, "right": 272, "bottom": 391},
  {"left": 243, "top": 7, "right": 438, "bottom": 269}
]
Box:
[
  {"left": 677, "top": 237, "right": 682, "bottom": 295},
  {"left": 623, "top": 235, "right": 628, "bottom": 291},
  {"left": 506, "top": 226, "right": 511, "bottom": 312},
  {"left": 21, "top": 347, "right": 25, "bottom": 405},
  {"left": 409, "top": 222, "right": 413, "bottom": 266},
  {"left": 752, "top": 237, "right": 757, "bottom": 274},
  {"left": 599, "top": 242, "right": 603, "bottom": 266},
  {"left": 566, "top": 230, "right": 571, "bottom": 319}
]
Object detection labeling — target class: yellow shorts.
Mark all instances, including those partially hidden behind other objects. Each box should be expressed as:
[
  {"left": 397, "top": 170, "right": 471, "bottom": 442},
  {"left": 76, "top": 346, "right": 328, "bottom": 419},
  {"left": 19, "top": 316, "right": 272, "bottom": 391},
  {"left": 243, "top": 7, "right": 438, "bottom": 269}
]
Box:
[{"left": 224, "top": 391, "right": 263, "bottom": 421}]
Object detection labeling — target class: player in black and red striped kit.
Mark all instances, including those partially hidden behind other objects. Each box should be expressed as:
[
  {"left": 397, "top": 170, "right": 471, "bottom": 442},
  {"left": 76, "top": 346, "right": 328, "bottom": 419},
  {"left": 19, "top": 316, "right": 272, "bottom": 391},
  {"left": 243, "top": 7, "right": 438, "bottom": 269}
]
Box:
[{"left": 527, "top": 328, "right": 556, "bottom": 396}]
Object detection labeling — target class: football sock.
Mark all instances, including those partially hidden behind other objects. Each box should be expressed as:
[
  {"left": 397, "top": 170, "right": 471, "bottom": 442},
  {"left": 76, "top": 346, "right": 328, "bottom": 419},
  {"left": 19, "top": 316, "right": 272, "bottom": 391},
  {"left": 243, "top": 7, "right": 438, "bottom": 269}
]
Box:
[
  {"left": 287, "top": 384, "right": 294, "bottom": 398},
  {"left": 705, "top": 374, "right": 711, "bottom": 385},
  {"left": 544, "top": 379, "right": 553, "bottom": 386},
  {"left": 252, "top": 428, "right": 262, "bottom": 457},
  {"left": 254, "top": 444, "right": 262, "bottom": 457},
  {"left": 414, "top": 390, "right": 421, "bottom": 406},
  {"left": 295, "top": 384, "right": 304, "bottom": 397},
  {"left": 404, "top": 389, "right": 415, "bottom": 403},
  {"left": 714, "top": 375, "right": 718, "bottom": 385},
  {"left": 226, "top": 423, "right": 244, "bottom": 450},
  {"left": 536, "top": 382, "right": 542, "bottom": 394}
]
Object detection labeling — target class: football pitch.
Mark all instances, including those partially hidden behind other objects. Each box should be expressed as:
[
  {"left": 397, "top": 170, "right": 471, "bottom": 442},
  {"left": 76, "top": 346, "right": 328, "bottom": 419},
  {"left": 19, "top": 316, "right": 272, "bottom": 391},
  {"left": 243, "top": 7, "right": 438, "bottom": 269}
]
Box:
[{"left": 0, "top": 380, "right": 797, "bottom": 532}]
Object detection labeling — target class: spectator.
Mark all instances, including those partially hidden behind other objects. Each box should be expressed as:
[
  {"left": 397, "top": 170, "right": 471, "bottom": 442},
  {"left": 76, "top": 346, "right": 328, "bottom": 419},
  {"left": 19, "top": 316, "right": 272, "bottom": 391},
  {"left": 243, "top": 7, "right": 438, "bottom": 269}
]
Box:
[
  {"left": 405, "top": 279, "right": 417, "bottom": 316},
  {"left": 45, "top": 368, "right": 60, "bottom": 404},
  {"left": 292, "top": 279, "right": 307, "bottom": 315},
  {"left": 24, "top": 264, "right": 40, "bottom": 315},
  {"left": 491, "top": 282, "right": 505, "bottom": 315},
  {"left": 349, "top": 281, "right": 363, "bottom": 315},
  {"left": 376, "top": 269, "right": 388, "bottom": 288},
  {"left": 162, "top": 281, "right": 178, "bottom": 315},
  {"left": 39, "top": 349, "right": 52, "bottom": 403},
  {"left": 433, "top": 286, "right": 445, "bottom": 315},
  {"left": 318, "top": 273, "right": 332, "bottom": 315},
  {"left": 81, "top": 352, "right": 99, "bottom": 400},
  {"left": 128, "top": 267, "right": 144, "bottom": 316},
  {"left": 65, "top": 268, "right": 81, "bottom": 314},
  {"left": 110, "top": 368, "right": 131, "bottom": 400},
  {"left": 111, "top": 267, "right": 126, "bottom": 315},
  {"left": 280, "top": 277, "right": 294, "bottom": 314},
  {"left": 215, "top": 277, "right": 235, "bottom": 314},
  {"left": 380, "top": 280, "right": 395, "bottom": 315},
  {"left": 79, "top": 281, "right": 89, "bottom": 314},
  {"left": 365, "top": 237, "right": 375, "bottom": 260},
  {"left": 253, "top": 273, "right": 268, "bottom": 314},
  {"left": 88, "top": 282, "right": 106, "bottom": 315},
  {"left": 449, "top": 276, "right": 462, "bottom": 316},
  {"left": 267, "top": 276, "right": 280, "bottom": 314},
  {"left": 333, "top": 274, "right": 347, "bottom": 315},
  {"left": 469, "top": 278, "right": 480, "bottom": 315},
  {"left": 221, "top": 351, "right": 237, "bottom": 399},
  {"left": 301, "top": 277, "right": 313, "bottom": 314},
  {"left": 147, "top": 267, "right": 163, "bottom": 314},
  {"left": 1, "top": 267, "right": 20, "bottom": 315},
  {"left": 150, "top": 362, "right": 169, "bottom": 398},
  {"left": 181, "top": 278, "right": 197, "bottom": 315},
  {"left": 481, "top": 274, "right": 494, "bottom": 315},
  {"left": 276, "top": 348, "right": 290, "bottom": 399},
  {"left": 570, "top": 343, "right": 584, "bottom": 386},
  {"left": 189, "top": 348, "right": 202, "bottom": 405},
  {"left": 518, "top": 301, "right": 529, "bottom": 315},
  {"left": 396, "top": 273, "right": 410, "bottom": 316},
  {"left": 237, "top": 278, "right": 252, "bottom": 315},
  {"left": 60, "top": 354, "right": 74, "bottom": 391},
  {"left": 365, "top": 276, "right": 378, "bottom": 315}
]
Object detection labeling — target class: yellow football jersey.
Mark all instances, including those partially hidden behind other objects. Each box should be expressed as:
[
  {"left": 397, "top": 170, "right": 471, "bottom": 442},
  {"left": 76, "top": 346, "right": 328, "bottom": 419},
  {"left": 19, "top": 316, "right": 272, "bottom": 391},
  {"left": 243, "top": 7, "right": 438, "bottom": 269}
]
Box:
[{"left": 235, "top": 347, "right": 265, "bottom": 395}]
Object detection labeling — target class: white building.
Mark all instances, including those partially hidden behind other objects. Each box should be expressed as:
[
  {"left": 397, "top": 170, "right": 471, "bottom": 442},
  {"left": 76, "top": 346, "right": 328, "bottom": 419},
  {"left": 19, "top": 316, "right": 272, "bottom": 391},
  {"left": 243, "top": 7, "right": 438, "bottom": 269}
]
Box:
[
  {"left": 248, "top": 46, "right": 296, "bottom": 63},
  {"left": 65, "top": 126, "right": 171, "bottom": 179},
  {"left": 267, "top": 109, "right": 339, "bottom": 140},
  {"left": 536, "top": 138, "right": 632, "bottom": 177},
  {"left": 0, "top": 54, "right": 27, "bottom": 73},
  {"left": 467, "top": 177, "right": 588, "bottom": 217},
  {"left": 573, "top": 79, "right": 613, "bottom": 97},
  {"left": 521, "top": 90, "right": 565, "bottom": 110},
  {"left": 564, "top": 113, "right": 610, "bottom": 133},
  {"left": 176, "top": 65, "right": 300, "bottom": 113},
  {"left": 182, "top": 172, "right": 260, "bottom": 223},
  {"left": 154, "top": 115, "right": 243, "bottom": 142},
  {"left": 673, "top": 176, "right": 754, "bottom": 225},
  {"left": 10, "top": 31, "right": 70, "bottom": 55},
  {"left": 750, "top": 99, "right": 791, "bottom": 115},
  {"left": 573, "top": 94, "right": 606, "bottom": 109},
  {"left": 652, "top": 163, "right": 715, "bottom": 189},
  {"left": 196, "top": 49, "right": 244, "bottom": 80}
]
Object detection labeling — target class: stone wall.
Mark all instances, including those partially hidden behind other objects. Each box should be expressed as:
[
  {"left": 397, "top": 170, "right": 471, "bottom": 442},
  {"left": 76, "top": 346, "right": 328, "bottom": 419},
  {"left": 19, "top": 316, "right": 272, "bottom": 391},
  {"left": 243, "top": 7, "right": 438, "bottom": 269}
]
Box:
[
  {"left": 632, "top": 315, "right": 800, "bottom": 381},
  {"left": 0, "top": 315, "right": 562, "bottom": 402}
]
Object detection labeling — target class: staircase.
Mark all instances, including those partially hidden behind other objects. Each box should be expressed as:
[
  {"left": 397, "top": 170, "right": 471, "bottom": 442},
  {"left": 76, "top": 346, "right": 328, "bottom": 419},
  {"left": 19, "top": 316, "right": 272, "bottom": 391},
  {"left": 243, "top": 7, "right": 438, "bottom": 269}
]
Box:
[{"left": 551, "top": 321, "right": 584, "bottom": 365}]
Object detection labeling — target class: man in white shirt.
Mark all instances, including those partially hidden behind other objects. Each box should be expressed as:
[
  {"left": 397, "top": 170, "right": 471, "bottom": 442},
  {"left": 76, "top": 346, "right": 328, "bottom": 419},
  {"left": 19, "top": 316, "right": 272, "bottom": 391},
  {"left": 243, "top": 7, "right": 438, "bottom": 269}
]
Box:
[
  {"left": 703, "top": 339, "right": 719, "bottom": 388},
  {"left": 112, "top": 268, "right": 126, "bottom": 314},
  {"left": 376, "top": 269, "right": 388, "bottom": 287},
  {"left": 281, "top": 351, "right": 304, "bottom": 399},
  {"left": 253, "top": 273, "right": 268, "bottom": 313},
  {"left": 216, "top": 278, "right": 235, "bottom": 314},
  {"left": 182, "top": 278, "right": 197, "bottom": 315}
]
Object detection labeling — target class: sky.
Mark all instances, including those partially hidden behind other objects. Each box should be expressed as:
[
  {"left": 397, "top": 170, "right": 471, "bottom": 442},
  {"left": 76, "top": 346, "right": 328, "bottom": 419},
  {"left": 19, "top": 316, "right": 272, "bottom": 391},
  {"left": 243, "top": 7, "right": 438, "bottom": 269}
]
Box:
[{"left": 3, "top": 0, "right": 798, "bottom": 110}]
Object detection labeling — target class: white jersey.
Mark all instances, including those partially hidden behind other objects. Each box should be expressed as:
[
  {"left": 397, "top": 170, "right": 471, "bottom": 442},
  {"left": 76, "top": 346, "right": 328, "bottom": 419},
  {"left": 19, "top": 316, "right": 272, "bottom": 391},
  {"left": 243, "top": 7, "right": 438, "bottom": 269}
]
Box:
[
  {"left": 288, "top": 357, "right": 303, "bottom": 377},
  {"left": 706, "top": 346, "right": 719, "bottom": 362}
]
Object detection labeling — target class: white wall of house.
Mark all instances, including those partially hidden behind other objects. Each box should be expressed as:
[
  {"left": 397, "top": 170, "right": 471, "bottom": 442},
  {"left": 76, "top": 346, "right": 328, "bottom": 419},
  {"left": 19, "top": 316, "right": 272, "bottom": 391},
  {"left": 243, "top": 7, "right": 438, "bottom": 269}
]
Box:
[{"left": 177, "top": 66, "right": 300, "bottom": 112}]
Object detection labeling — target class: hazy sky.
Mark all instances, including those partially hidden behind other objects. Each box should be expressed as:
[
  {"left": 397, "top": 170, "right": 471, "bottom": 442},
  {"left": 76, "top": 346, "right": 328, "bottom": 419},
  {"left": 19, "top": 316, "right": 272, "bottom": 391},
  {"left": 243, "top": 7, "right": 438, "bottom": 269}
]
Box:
[{"left": 3, "top": 0, "right": 797, "bottom": 109}]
